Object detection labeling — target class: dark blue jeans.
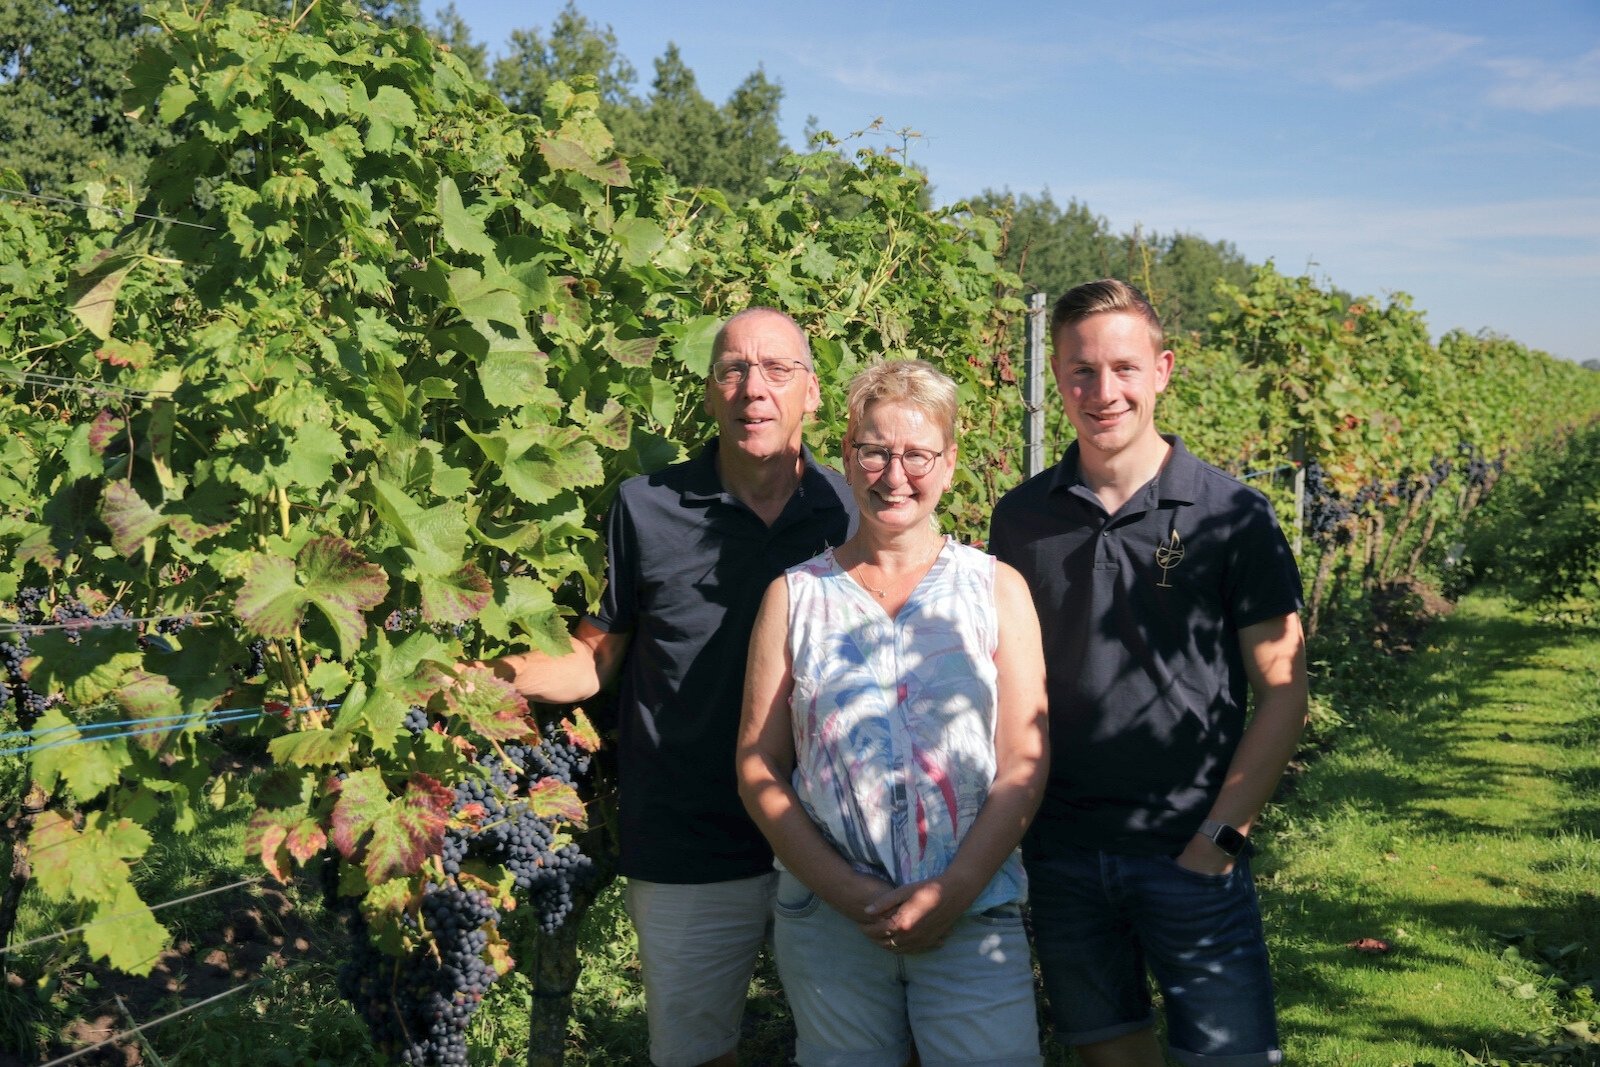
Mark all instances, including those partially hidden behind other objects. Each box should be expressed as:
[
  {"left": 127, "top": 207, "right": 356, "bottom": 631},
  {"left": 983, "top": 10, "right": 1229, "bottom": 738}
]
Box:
[{"left": 1025, "top": 843, "right": 1283, "bottom": 1066}]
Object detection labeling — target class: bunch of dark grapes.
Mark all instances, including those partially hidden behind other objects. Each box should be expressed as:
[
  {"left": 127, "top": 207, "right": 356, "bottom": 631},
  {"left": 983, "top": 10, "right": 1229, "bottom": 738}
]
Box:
[
  {"left": 2, "top": 633, "right": 48, "bottom": 730},
  {"left": 15, "top": 587, "right": 45, "bottom": 620},
  {"left": 385, "top": 608, "right": 422, "bottom": 633},
  {"left": 3, "top": 588, "right": 50, "bottom": 730},
  {"left": 237, "top": 639, "right": 267, "bottom": 679},
  {"left": 1302, "top": 460, "right": 1353, "bottom": 547},
  {"left": 52, "top": 597, "right": 93, "bottom": 644},
  {"left": 440, "top": 725, "right": 595, "bottom": 933},
  {"left": 403, "top": 706, "right": 431, "bottom": 736},
  {"left": 335, "top": 883, "right": 500, "bottom": 1066},
  {"left": 1426, "top": 455, "right": 1453, "bottom": 490}
]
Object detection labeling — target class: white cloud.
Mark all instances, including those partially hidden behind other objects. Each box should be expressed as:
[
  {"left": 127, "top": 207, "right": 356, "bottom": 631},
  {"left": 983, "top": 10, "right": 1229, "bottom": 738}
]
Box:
[{"left": 1484, "top": 47, "right": 1600, "bottom": 111}]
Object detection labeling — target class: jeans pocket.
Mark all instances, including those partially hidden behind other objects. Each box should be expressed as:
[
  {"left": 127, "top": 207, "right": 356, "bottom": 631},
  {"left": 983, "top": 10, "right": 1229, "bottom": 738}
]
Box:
[
  {"left": 973, "top": 902, "right": 1024, "bottom": 927},
  {"left": 1162, "top": 854, "right": 1236, "bottom": 888},
  {"left": 773, "top": 871, "right": 821, "bottom": 919}
]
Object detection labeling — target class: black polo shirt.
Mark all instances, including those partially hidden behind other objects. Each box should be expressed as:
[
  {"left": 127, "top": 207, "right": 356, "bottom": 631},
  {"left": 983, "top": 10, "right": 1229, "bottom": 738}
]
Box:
[
  {"left": 989, "top": 436, "right": 1303, "bottom": 857},
  {"left": 591, "top": 437, "right": 857, "bottom": 883}
]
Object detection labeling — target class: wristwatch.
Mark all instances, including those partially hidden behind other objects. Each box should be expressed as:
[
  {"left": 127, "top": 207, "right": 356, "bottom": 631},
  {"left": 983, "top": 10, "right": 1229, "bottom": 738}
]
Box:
[{"left": 1198, "top": 819, "right": 1248, "bottom": 858}]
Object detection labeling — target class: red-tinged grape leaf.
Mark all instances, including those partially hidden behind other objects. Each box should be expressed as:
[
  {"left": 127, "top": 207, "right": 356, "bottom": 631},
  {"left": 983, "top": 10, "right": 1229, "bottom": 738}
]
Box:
[
  {"left": 267, "top": 726, "right": 357, "bottom": 768},
  {"left": 419, "top": 562, "right": 492, "bottom": 624},
  {"left": 560, "top": 709, "right": 601, "bottom": 754},
  {"left": 235, "top": 553, "right": 305, "bottom": 639},
  {"left": 603, "top": 331, "right": 658, "bottom": 368},
  {"left": 114, "top": 670, "right": 184, "bottom": 753},
  {"left": 95, "top": 338, "right": 154, "bottom": 369},
  {"left": 454, "top": 801, "right": 488, "bottom": 827},
  {"left": 29, "top": 810, "right": 149, "bottom": 905},
  {"left": 29, "top": 709, "right": 132, "bottom": 804},
  {"left": 526, "top": 777, "right": 586, "bottom": 829},
  {"left": 83, "top": 882, "right": 167, "bottom": 976},
  {"left": 285, "top": 818, "right": 327, "bottom": 865},
  {"left": 102, "top": 481, "right": 165, "bottom": 558},
  {"left": 365, "top": 774, "right": 455, "bottom": 884},
  {"left": 246, "top": 810, "right": 294, "bottom": 882},
  {"left": 442, "top": 667, "right": 534, "bottom": 743},
  {"left": 484, "top": 923, "right": 515, "bottom": 977},
  {"left": 88, "top": 410, "right": 126, "bottom": 454},
  {"left": 298, "top": 536, "right": 389, "bottom": 658},
  {"left": 538, "top": 137, "right": 630, "bottom": 187},
  {"left": 329, "top": 768, "right": 388, "bottom": 859}
]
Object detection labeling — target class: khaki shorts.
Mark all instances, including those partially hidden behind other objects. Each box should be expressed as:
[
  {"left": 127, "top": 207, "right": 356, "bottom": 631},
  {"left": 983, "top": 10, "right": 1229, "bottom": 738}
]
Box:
[{"left": 625, "top": 872, "right": 777, "bottom": 1067}]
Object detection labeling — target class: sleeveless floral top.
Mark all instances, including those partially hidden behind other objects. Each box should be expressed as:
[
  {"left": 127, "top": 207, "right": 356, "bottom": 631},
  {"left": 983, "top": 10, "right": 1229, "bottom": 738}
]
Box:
[{"left": 784, "top": 537, "right": 1027, "bottom": 911}]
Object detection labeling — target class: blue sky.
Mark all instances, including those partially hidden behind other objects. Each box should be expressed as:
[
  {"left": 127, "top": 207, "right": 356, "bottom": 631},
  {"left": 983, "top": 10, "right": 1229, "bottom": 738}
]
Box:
[{"left": 427, "top": 1, "right": 1600, "bottom": 365}]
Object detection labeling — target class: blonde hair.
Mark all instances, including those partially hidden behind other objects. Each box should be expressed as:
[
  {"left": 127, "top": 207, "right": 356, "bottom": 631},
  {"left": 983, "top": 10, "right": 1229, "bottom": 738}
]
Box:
[{"left": 845, "top": 360, "right": 958, "bottom": 445}]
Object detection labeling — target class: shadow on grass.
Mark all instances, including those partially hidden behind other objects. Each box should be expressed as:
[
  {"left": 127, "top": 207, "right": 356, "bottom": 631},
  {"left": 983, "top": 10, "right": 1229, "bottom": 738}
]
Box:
[{"left": 1266, "top": 604, "right": 1600, "bottom": 1059}]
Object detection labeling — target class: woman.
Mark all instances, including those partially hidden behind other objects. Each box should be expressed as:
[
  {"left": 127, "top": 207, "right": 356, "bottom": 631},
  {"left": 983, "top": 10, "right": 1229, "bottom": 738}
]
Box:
[{"left": 737, "top": 359, "right": 1049, "bottom": 1067}]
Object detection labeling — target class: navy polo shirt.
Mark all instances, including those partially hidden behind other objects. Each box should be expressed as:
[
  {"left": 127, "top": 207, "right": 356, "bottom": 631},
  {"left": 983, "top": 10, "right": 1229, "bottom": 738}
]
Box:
[
  {"left": 989, "top": 436, "right": 1303, "bottom": 857},
  {"left": 591, "top": 437, "right": 857, "bottom": 883}
]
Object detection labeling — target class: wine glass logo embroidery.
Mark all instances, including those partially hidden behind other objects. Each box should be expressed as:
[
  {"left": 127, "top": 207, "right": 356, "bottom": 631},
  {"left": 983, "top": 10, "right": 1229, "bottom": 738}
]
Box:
[{"left": 1155, "top": 529, "right": 1184, "bottom": 587}]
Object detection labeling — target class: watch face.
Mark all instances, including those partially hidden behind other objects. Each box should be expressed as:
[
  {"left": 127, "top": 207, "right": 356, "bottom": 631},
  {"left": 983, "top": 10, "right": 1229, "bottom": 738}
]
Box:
[{"left": 1213, "top": 824, "right": 1247, "bottom": 856}]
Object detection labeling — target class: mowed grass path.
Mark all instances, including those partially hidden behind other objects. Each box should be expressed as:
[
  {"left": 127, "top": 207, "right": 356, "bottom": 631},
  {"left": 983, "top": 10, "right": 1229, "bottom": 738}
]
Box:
[{"left": 1258, "top": 596, "right": 1600, "bottom": 1063}]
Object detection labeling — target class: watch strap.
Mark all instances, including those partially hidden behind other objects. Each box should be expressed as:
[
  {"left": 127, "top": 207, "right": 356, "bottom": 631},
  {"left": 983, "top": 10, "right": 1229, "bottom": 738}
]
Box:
[{"left": 1198, "top": 818, "right": 1247, "bottom": 857}]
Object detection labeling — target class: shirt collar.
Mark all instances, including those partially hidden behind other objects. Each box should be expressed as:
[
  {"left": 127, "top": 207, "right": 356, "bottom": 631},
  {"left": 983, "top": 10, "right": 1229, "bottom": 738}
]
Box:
[
  {"left": 1048, "top": 434, "right": 1201, "bottom": 509},
  {"left": 681, "top": 436, "right": 843, "bottom": 513}
]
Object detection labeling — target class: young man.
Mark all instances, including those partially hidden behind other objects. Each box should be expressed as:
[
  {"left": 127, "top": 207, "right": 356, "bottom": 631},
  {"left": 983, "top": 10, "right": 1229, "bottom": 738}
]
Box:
[
  {"left": 989, "top": 280, "right": 1308, "bottom": 1067},
  {"left": 487, "top": 307, "right": 856, "bottom": 1067}
]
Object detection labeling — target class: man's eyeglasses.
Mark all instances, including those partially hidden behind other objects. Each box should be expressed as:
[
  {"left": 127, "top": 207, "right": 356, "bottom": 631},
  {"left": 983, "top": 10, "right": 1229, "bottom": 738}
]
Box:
[
  {"left": 710, "top": 359, "right": 812, "bottom": 386},
  {"left": 851, "top": 444, "right": 945, "bottom": 477}
]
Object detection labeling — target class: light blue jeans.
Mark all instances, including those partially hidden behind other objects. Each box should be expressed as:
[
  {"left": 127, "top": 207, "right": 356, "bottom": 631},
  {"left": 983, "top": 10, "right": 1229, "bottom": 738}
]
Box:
[{"left": 772, "top": 870, "right": 1042, "bottom": 1067}]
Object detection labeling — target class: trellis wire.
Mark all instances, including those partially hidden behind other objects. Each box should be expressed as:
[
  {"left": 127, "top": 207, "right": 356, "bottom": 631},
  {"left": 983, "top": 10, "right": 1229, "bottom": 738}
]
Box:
[
  {"left": 0, "top": 610, "right": 217, "bottom": 636},
  {"left": 0, "top": 702, "right": 333, "bottom": 759},
  {"left": 0, "top": 366, "right": 174, "bottom": 401},
  {"left": 37, "top": 980, "right": 258, "bottom": 1067},
  {"left": 0, "top": 186, "right": 217, "bottom": 231},
  {"left": 0, "top": 876, "right": 264, "bottom": 957}
]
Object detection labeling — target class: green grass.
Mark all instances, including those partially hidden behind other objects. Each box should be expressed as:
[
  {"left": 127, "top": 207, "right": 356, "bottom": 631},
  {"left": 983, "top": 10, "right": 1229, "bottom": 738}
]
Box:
[{"left": 1261, "top": 597, "right": 1600, "bottom": 1064}]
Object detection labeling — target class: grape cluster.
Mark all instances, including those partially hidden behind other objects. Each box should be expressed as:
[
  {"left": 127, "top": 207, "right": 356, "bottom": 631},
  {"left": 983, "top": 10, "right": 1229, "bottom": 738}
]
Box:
[
  {"left": 403, "top": 706, "right": 431, "bottom": 736},
  {"left": 1302, "top": 460, "right": 1353, "bottom": 547},
  {"left": 52, "top": 597, "right": 93, "bottom": 644},
  {"left": 439, "top": 725, "right": 595, "bottom": 933},
  {"left": 4, "top": 588, "right": 50, "bottom": 729},
  {"left": 385, "top": 608, "right": 422, "bottom": 633},
  {"left": 239, "top": 639, "right": 267, "bottom": 678},
  {"left": 335, "top": 884, "right": 500, "bottom": 1066}
]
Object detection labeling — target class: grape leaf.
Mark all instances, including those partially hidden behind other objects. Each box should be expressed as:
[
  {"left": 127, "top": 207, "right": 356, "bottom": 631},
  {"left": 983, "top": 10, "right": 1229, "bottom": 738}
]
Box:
[
  {"left": 526, "top": 777, "right": 586, "bottom": 829},
  {"left": 438, "top": 176, "right": 496, "bottom": 259},
  {"left": 268, "top": 726, "right": 357, "bottom": 767},
  {"left": 538, "top": 138, "right": 630, "bottom": 187},
  {"left": 83, "top": 882, "right": 168, "bottom": 977},
  {"left": 419, "top": 562, "right": 492, "bottom": 624},
  {"left": 441, "top": 667, "right": 534, "bottom": 742},
  {"left": 29, "top": 709, "right": 133, "bottom": 803},
  {"left": 298, "top": 536, "right": 389, "bottom": 657},
  {"left": 331, "top": 770, "right": 452, "bottom": 882},
  {"left": 236, "top": 537, "right": 386, "bottom": 658},
  {"left": 30, "top": 810, "right": 150, "bottom": 905},
  {"left": 559, "top": 709, "right": 602, "bottom": 755}
]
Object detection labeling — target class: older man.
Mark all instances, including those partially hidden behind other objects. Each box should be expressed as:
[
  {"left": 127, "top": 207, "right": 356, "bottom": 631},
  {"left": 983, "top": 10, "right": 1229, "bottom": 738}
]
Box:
[{"left": 489, "top": 307, "right": 856, "bottom": 1067}]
